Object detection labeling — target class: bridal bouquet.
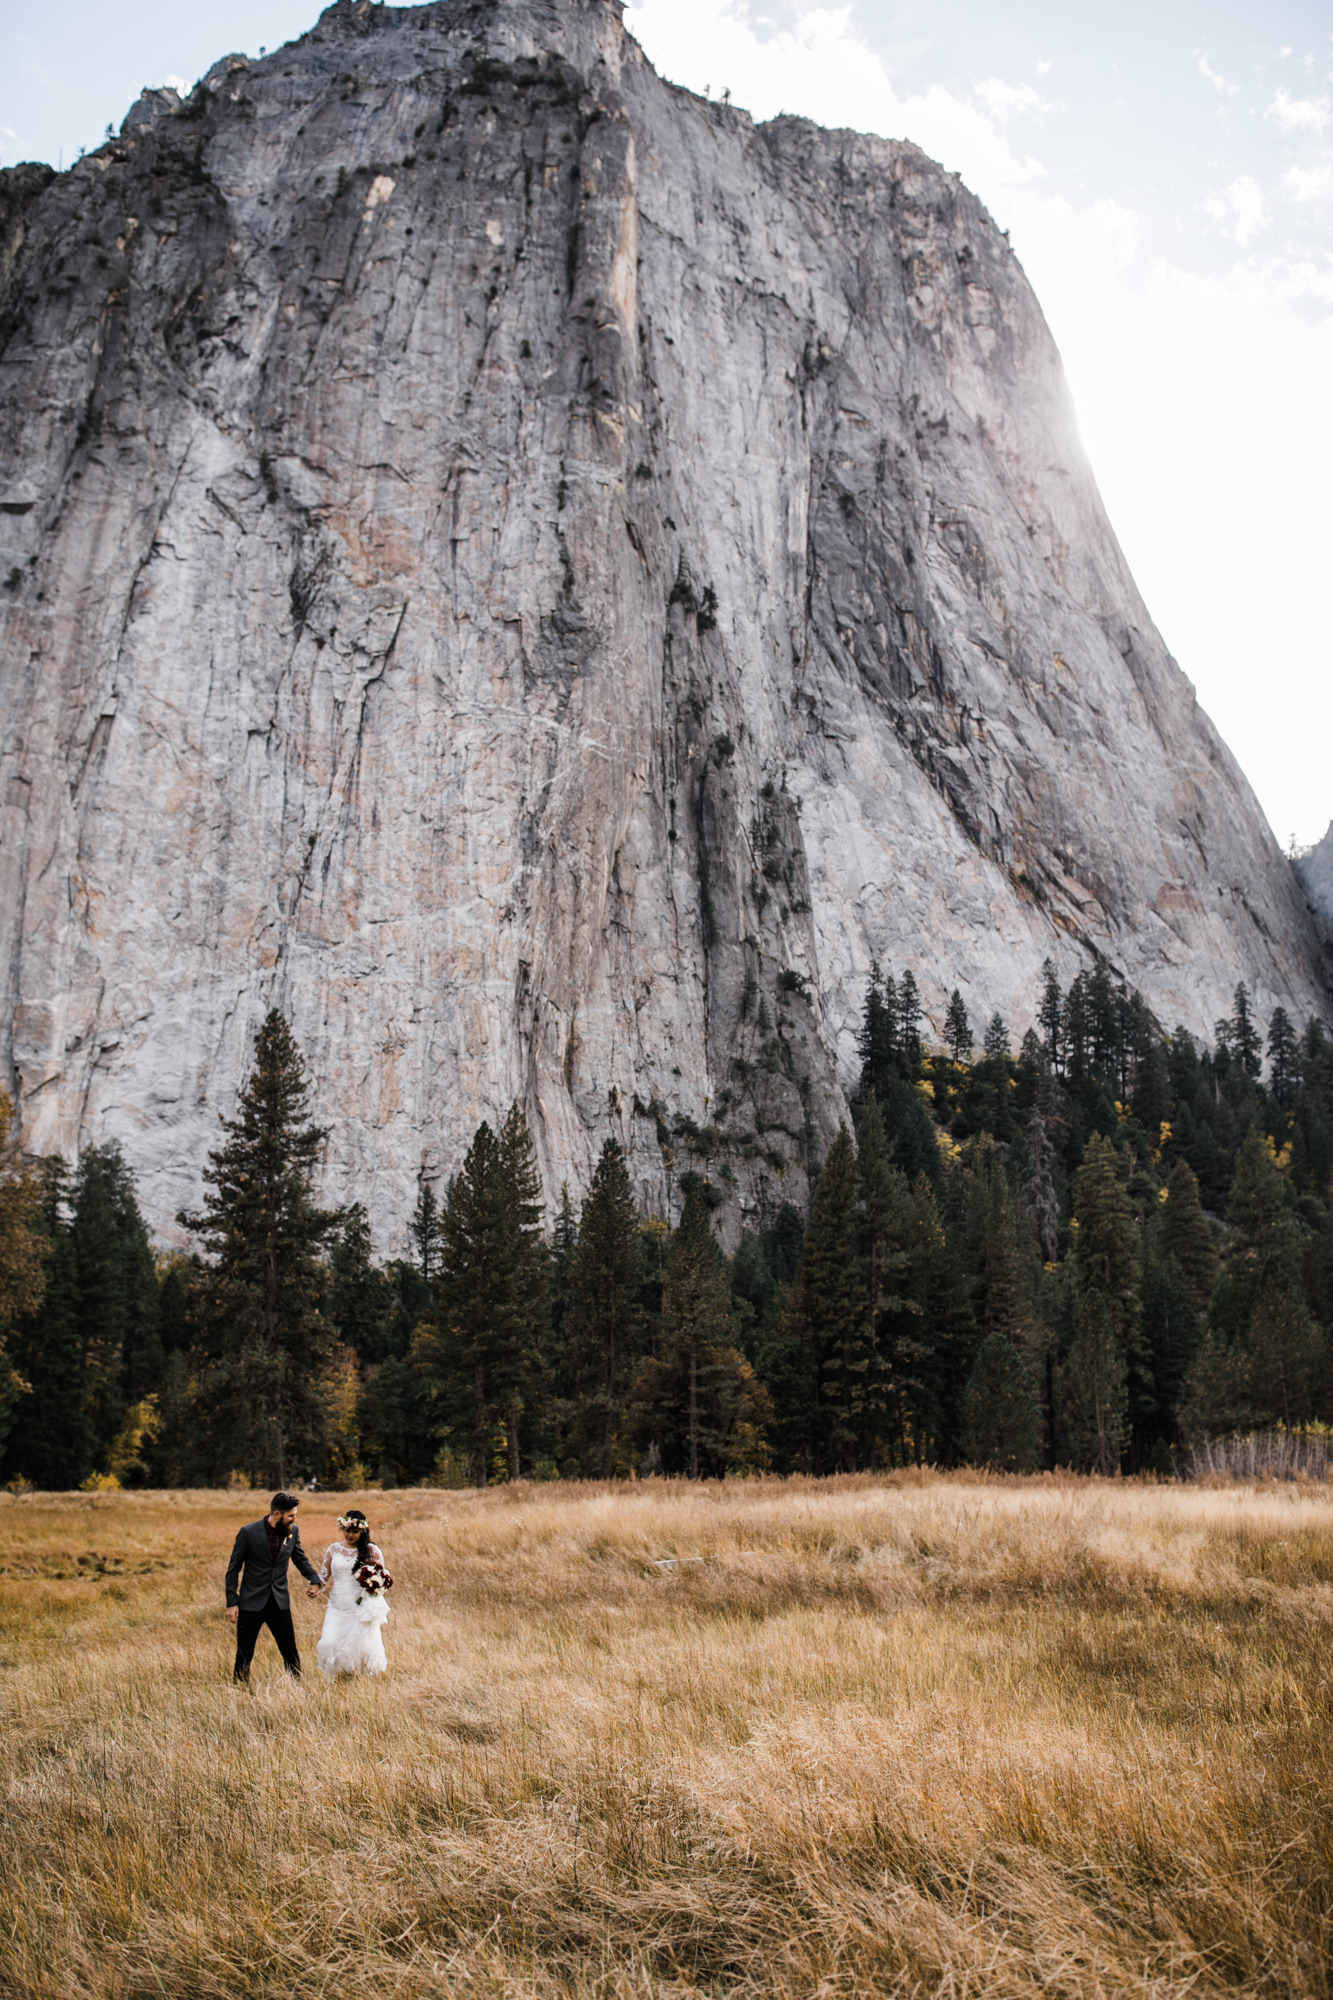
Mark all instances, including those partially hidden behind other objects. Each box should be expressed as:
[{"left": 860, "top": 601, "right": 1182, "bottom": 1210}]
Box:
[{"left": 354, "top": 1558, "right": 393, "bottom": 1605}]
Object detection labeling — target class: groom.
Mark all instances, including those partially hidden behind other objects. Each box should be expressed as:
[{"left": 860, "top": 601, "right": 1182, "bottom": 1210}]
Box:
[{"left": 225, "top": 1491, "right": 323, "bottom": 1685}]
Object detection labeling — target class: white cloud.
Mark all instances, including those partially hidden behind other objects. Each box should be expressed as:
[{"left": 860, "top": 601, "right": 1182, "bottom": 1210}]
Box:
[
  {"left": 163, "top": 73, "right": 190, "bottom": 94},
  {"left": 1267, "top": 87, "right": 1330, "bottom": 132},
  {"left": 1283, "top": 161, "right": 1333, "bottom": 202},
  {"left": 974, "top": 77, "right": 1051, "bottom": 122},
  {"left": 1196, "top": 52, "right": 1239, "bottom": 96},
  {"left": 1202, "top": 175, "right": 1266, "bottom": 244},
  {"left": 1037, "top": 60, "right": 1051, "bottom": 77},
  {"left": 623, "top": 0, "right": 1049, "bottom": 195}
]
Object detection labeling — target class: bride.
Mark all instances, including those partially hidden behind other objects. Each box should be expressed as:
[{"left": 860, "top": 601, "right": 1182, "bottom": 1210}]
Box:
[{"left": 316, "top": 1509, "right": 392, "bottom": 1680}]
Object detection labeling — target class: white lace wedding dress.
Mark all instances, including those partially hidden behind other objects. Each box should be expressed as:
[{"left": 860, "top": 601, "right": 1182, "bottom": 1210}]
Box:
[{"left": 316, "top": 1541, "right": 390, "bottom": 1679}]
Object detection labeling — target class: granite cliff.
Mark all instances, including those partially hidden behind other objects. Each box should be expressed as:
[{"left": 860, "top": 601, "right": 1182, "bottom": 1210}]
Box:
[
  {"left": 1296, "top": 828, "right": 1333, "bottom": 944},
  {"left": 0, "top": 0, "right": 1327, "bottom": 1242}
]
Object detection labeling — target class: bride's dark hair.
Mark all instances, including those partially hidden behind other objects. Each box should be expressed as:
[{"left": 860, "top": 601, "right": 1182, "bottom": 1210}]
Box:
[{"left": 340, "top": 1508, "right": 372, "bottom": 1568}]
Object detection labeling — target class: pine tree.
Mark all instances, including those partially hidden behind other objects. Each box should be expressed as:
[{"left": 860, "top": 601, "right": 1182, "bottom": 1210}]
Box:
[
  {"left": 433, "top": 1123, "right": 508, "bottom": 1487},
  {"left": 962, "top": 1333, "right": 1041, "bottom": 1472},
  {"left": 8, "top": 1149, "right": 163, "bottom": 1488},
  {"left": 547, "top": 1183, "right": 580, "bottom": 1347},
  {"left": 943, "top": 990, "right": 973, "bottom": 1062},
  {"left": 1266, "top": 1007, "right": 1300, "bottom": 1110},
  {"left": 629, "top": 1192, "right": 771, "bottom": 1476},
  {"left": 0, "top": 1093, "right": 44, "bottom": 1347},
  {"left": 902, "top": 1172, "right": 976, "bottom": 1463},
  {"left": 855, "top": 1101, "right": 918, "bottom": 1464},
  {"left": 1070, "top": 1133, "right": 1141, "bottom": 1351},
  {"left": 409, "top": 1175, "right": 441, "bottom": 1280},
  {"left": 983, "top": 1012, "right": 1011, "bottom": 1061},
  {"left": 1159, "top": 1160, "right": 1217, "bottom": 1314},
  {"left": 747, "top": 1204, "right": 812, "bottom": 1473},
  {"left": 1227, "top": 1126, "right": 1302, "bottom": 1305},
  {"left": 433, "top": 1106, "right": 548, "bottom": 1485},
  {"left": 0, "top": 1131, "right": 57, "bottom": 1479},
  {"left": 1221, "top": 983, "right": 1263, "bottom": 1079},
  {"left": 158, "top": 1259, "right": 192, "bottom": 1356},
  {"left": 1177, "top": 1330, "right": 1253, "bottom": 1440},
  {"left": 857, "top": 962, "right": 900, "bottom": 1099},
  {"left": 177, "top": 1010, "right": 347, "bottom": 1486},
  {"left": 1068, "top": 1130, "right": 1145, "bottom": 1459},
  {"left": 1087, "top": 965, "right": 1120, "bottom": 1087},
  {"left": 565, "top": 1138, "right": 643, "bottom": 1478},
  {"left": 71, "top": 1148, "right": 128, "bottom": 1458},
  {"left": 1017, "top": 1027, "right": 1045, "bottom": 1103},
  {"left": 72, "top": 1144, "right": 161, "bottom": 1466},
  {"left": 784, "top": 1126, "right": 863, "bottom": 1471},
  {"left": 1038, "top": 959, "right": 1063, "bottom": 1073},
  {"left": 980, "top": 1179, "right": 1030, "bottom": 1344},
  {"left": 329, "top": 1202, "right": 392, "bottom": 1364},
  {"left": 1063, "top": 975, "right": 1090, "bottom": 1087},
  {"left": 1057, "top": 1290, "right": 1129, "bottom": 1473},
  {"left": 1139, "top": 1247, "right": 1199, "bottom": 1449},
  {"left": 1129, "top": 997, "right": 1171, "bottom": 1131},
  {"left": 1245, "top": 1278, "right": 1325, "bottom": 1429},
  {"left": 1023, "top": 1104, "right": 1060, "bottom": 1264},
  {"left": 496, "top": 1103, "right": 549, "bottom": 1476},
  {"left": 897, "top": 970, "right": 924, "bottom": 1077}
]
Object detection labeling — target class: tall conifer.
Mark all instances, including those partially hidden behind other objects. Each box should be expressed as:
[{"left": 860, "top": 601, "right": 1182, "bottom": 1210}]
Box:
[
  {"left": 1024, "top": 1104, "right": 1060, "bottom": 1264},
  {"left": 1038, "top": 959, "right": 1063, "bottom": 1072},
  {"left": 943, "top": 990, "right": 972, "bottom": 1062},
  {"left": 856, "top": 1100, "right": 920, "bottom": 1463},
  {"left": 1070, "top": 1133, "right": 1141, "bottom": 1350},
  {"left": 433, "top": 1105, "right": 548, "bottom": 1484},
  {"left": 178, "top": 1010, "right": 346, "bottom": 1486},
  {"left": 2, "top": 1152, "right": 68, "bottom": 1482},
  {"left": 329, "top": 1202, "right": 392, "bottom": 1363},
  {"left": 857, "top": 962, "right": 900, "bottom": 1099},
  {"left": 566, "top": 1138, "right": 643, "bottom": 1477},
  {"left": 783, "top": 1125, "right": 862, "bottom": 1471},
  {"left": 1058, "top": 1290, "right": 1129, "bottom": 1473},
  {"left": 962, "top": 1333, "right": 1041, "bottom": 1472},
  {"left": 901, "top": 1171, "right": 975, "bottom": 1463},
  {"left": 409, "top": 1175, "right": 441, "bottom": 1280},
  {"left": 1159, "top": 1160, "right": 1217, "bottom": 1314},
  {"left": 630, "top": 1192, "right": 770, "bottom": 1476}
]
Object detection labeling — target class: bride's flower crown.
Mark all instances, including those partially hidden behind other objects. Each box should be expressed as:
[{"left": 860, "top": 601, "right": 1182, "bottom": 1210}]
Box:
[{"left": 339, "top": 1513, "right": 367, "bottom": 1534}]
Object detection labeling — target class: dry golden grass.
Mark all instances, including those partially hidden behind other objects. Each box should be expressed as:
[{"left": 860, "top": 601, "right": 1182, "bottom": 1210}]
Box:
[{"left": 2, "top": 1474, "right": 1332, "bottom": 1998}]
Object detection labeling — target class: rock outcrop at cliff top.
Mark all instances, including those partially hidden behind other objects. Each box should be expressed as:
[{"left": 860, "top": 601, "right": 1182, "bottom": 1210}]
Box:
[{"left": 0, "top": 0, "right": 1326, "bottom": 1243}]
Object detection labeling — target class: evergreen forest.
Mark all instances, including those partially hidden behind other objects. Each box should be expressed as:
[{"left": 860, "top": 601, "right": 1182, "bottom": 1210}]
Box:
[{"left": 3, "top": 960, "right": 1333, "bottom": 1489}]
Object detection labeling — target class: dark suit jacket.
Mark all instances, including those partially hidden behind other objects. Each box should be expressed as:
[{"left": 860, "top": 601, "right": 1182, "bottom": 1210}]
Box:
[{"left": 225, "top": 1518, "right": 322, "bottom": 1611}]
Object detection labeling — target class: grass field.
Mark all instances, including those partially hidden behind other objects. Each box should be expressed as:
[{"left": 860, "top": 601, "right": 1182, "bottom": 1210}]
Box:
[{"left": 1, "top": 1474, "right": 1331, "bottom": 1998}]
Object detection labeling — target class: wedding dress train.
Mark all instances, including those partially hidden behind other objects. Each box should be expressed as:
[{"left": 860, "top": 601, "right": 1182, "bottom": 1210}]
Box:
[{"left": 316, "top": 1541, "right": 390, "bottom": 1679}]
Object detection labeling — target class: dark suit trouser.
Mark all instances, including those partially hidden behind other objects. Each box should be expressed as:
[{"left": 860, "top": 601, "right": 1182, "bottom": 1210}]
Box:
[{"left": 234, "top": 1593, "right": 302, "bottom": 1681}]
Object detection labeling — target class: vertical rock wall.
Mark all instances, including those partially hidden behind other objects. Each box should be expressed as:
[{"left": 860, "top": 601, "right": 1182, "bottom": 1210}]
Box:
[{"left": 0, "top": 0, "right": 1326, "bottom": 1243}]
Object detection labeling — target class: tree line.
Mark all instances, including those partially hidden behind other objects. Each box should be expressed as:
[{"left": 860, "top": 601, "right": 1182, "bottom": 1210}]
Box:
[{"left": 2, "top": 958, "right": 1332, "bottom": 1489}]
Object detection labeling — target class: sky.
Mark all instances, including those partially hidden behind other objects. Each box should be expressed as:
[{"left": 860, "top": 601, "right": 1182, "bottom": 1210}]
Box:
[{"left": 3, "top": 0, "right": 1331, "bottom": 849}]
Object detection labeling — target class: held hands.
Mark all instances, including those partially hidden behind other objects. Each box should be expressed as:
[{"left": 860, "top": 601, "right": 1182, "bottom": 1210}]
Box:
[{"left": 306, "top": 1583, "right": 321, "bottom": 1599}]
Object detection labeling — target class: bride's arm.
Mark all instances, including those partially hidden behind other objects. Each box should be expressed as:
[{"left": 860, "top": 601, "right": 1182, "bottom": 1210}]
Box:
[{"left": 318, "top": 1543, "right": 334, "bottom": 1585}]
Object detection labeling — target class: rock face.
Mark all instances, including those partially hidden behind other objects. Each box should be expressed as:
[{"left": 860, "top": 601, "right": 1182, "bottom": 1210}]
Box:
[
  {"left": 0, "top": 0, "right": 1327, "bottom": 1244},
  {"left": 1295, "top": 827, "right": 1333, "bottom": 941}
]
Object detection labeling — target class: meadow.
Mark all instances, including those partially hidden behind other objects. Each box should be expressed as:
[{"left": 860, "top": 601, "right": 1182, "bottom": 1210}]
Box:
[{"left": 1, "top": 1474, "right": 1330, "bottom": 1999}]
